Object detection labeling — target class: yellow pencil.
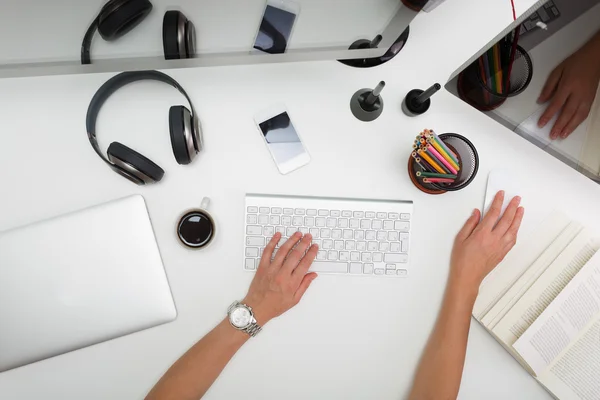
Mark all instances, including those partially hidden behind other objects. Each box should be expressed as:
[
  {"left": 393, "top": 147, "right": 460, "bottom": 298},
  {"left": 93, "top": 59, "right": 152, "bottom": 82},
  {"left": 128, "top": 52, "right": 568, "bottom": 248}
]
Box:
[
  {"left": 429, "top": 139, "right": 460, "bottom": 171},
  {"left": 493, "top": 44, "right": 503, "bottom": 94},
  {"left": 418, "top": 149, "right": 446, "bottom": 174}
]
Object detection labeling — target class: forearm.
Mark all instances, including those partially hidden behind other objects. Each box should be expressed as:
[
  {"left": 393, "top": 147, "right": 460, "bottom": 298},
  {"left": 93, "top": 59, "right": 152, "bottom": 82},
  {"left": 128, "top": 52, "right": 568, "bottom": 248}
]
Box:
[
  {"left": 408, "top": 282, "right": 477, "bottom": 400},
  {"left": 146, "top": 319, "right": 249, "bottom": 400}
]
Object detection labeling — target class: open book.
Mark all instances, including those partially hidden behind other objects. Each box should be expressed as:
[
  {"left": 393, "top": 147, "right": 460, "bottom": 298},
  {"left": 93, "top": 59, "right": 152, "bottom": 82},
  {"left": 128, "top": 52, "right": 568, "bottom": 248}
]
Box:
[{"left": 473, "top": 211, "right": 600, "bottom": 399}]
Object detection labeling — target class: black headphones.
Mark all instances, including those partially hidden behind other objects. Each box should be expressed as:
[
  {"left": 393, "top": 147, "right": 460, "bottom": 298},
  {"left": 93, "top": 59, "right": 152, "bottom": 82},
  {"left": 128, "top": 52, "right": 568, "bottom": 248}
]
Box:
[
  {"left": 81, "top": 0, "right": 196, "bottom": 64},
  {"left": 86, "top": 70, "right": 203, "bottom": 185}
]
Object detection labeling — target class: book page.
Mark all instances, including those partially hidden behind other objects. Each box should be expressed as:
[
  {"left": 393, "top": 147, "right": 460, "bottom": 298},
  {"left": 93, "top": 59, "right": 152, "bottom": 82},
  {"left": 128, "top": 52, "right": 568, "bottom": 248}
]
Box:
[
  {"left": 513, "top": 250, "right": 600, "bottom": 376},
  {"left": 579, "top": 85, "right": 600, "bottom": 175},
  {"left": 539, "top": 319, "right": 600, "bottom": 400},
  {"left": 490, "top": 230, "right": 599, "bottom": 347},
  {"left": 482, "top": 221, "right": 582, "bottom": 329},
  {"left": 473, "top": 211, "right": 570, "bottom": 320}
]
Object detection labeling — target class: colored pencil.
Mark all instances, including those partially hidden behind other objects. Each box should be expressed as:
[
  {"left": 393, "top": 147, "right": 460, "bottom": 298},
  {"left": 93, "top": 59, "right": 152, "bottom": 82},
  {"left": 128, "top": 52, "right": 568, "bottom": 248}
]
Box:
[
  {"left": 504, "top": 28, "right": 520, "bottom": 94},
  {"left": 427, "top": 145, "right": 458, "bottom": 174},
  {"left": 424, "top": 148, "right": 452, "bottom": 174},
  {"left": 423, "top": 177, "right": 455, "bottom": 184},
  {"left": 416, "top": 171, "right": 458, "bottom": 179},
  {"left": 415, "top": 157, "right": 437, "bottom": 173},
  {"left": 430, "top": 131, "right": 458, "bottom": 159},
  {"left": 418, "top": 149, "right": 446, "bottom": 174},
  {"left": 484, "top": 48, "right": 494, "bottom": 93},
  {"left": 428, "top": 138, "right": 460, "bottom": 169},
  {"left": 478, "top": 57, "right": 491, "bottom": 104},
  {"left": 493, "top": 44, "right": 503, "bottom": 94}
]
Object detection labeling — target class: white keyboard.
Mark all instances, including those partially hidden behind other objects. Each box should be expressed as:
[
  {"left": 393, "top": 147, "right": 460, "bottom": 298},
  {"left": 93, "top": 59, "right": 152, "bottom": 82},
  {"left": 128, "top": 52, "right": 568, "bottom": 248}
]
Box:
[{"left": 243, "top": 194, "right": 413, "bottom": 277}]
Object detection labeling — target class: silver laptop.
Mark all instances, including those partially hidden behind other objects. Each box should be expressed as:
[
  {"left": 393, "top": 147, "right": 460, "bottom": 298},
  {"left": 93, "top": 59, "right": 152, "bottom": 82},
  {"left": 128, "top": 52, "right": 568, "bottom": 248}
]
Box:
[{"left": 0, "top": 195, "right": 176, "bottom": 372}]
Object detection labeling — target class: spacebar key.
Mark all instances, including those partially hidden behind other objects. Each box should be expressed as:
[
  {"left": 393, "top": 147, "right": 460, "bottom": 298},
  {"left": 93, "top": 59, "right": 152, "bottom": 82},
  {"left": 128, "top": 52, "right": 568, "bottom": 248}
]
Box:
[{"left": 309, "top": 262, "right": 348, "bottom": 273}]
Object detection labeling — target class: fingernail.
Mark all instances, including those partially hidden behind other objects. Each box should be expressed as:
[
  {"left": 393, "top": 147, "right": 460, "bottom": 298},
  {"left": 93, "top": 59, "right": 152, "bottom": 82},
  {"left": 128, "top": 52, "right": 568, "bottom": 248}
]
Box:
[
  {"left": 305, "top": 233, "right": 312, "bottom": 240},
  {"left": 538, "top": 119, "right": 546, "bottom": 127},
  {"left": 515, "top": 196, "right": 521, "bottom": 203},
  {"left": 472, "top": 209, "right": 478, "bottom": 216},
  {"left": 499, "top": 190, "right": 505, "bottom": 196}
]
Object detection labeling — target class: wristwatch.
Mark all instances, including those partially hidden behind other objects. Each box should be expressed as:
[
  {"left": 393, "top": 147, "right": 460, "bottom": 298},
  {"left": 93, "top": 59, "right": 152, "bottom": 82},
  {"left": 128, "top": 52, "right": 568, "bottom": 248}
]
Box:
[{"left": 227, "top": 301, "right": 262, "bottom": 337}]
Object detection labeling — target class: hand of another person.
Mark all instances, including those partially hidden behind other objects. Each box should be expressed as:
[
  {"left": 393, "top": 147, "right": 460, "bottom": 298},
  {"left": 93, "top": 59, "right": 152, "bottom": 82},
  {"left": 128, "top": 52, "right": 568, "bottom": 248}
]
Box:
[
  {"left": 449, "top": 191, "right": 524, "bottom": 296},
  {"left": 538, "top": 42, "right": 600, "bottom": 140},
  {"left": 243, "top": 232, "right": 318, "bottom": 325}
]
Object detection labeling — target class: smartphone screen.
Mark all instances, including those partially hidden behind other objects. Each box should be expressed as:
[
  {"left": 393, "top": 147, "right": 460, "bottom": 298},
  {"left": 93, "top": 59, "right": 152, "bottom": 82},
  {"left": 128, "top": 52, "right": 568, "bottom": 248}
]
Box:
[
  {"left": 253, "top": 5, "right": 297, "bottom": 54},
  {"left": 258, "top": 112, "right": 308, "bottom": 172}
]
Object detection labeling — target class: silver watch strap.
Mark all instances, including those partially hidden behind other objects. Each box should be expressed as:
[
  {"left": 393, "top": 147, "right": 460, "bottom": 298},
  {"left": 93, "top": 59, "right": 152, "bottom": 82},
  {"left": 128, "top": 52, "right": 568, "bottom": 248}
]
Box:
[{"left": 244, "top": 323, "right": 262, "bottom": 337}]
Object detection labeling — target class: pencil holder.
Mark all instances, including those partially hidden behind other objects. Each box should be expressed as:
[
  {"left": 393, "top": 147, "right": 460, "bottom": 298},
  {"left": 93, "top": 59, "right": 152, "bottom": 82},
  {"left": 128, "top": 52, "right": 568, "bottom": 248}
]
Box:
[
  {"left": 408, "top": 132, "right": 479, "bottom": 194},
  {"left": 457, "top": 44, "right": 532, "bottom": 111}
]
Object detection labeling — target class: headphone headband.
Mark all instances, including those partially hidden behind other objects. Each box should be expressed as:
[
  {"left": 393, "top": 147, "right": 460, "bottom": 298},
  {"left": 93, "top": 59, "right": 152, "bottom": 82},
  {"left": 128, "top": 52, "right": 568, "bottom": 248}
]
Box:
[{"left": 86, "top": 70, "right": 198, "bottom": 166}]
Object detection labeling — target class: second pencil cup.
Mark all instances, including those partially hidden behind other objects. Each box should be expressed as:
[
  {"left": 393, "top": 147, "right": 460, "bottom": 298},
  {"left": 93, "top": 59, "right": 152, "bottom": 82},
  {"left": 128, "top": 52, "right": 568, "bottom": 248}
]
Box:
[{"left": 458, "top": 44, "right": 533, "bottom": 111}]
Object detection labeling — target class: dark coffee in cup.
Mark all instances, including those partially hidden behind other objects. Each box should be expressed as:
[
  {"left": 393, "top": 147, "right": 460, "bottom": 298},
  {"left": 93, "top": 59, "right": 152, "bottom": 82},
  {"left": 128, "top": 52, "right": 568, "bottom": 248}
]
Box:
[{"left": 176, "top": 198, "right": 215, "bottom": 250}]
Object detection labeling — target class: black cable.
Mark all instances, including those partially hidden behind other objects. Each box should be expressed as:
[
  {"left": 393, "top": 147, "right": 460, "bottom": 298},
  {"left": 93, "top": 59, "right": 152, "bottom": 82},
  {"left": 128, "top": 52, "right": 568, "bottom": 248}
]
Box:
[{"left": 81, "top": 16, "right": 100, "bottom": 65}]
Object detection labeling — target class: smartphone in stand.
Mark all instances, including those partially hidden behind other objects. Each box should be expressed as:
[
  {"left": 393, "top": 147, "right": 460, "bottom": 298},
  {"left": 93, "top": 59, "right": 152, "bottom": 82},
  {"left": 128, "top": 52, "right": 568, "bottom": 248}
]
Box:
[
  {"left": 253, "top": 0, "right": 300, "bottom": 54},
  {"left": 254, "top": 105, "right": 311, "bottom": 175}
]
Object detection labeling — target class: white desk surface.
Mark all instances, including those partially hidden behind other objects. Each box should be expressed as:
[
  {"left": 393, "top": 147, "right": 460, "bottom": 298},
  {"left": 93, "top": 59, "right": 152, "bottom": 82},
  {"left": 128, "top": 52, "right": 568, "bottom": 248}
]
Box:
[{"left": 5, "top": 1, "right": 598, "bottom": 399}]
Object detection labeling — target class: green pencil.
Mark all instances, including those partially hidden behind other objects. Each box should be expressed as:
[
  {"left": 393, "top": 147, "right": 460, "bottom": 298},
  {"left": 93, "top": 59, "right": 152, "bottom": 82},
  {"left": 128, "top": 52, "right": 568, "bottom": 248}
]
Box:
[{"left": 416, "top": 171, "right": 458, "bottom": 179}]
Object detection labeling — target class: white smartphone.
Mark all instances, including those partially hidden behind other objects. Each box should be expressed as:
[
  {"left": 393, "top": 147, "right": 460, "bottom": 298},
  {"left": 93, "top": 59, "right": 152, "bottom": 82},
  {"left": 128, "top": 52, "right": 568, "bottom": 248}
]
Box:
[
  {"left": 254, "top": 105, "right": 310, "bottom": 175},
  {"left": 253, "top": 0, "right": 300, "bottom": 54}
]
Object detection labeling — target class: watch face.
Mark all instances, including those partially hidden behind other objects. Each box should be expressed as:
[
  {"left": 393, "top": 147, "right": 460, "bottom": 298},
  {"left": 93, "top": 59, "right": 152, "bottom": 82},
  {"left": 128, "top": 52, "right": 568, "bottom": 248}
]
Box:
[{"left": 230, "top": 306, "right": 251, "bottom": 328}]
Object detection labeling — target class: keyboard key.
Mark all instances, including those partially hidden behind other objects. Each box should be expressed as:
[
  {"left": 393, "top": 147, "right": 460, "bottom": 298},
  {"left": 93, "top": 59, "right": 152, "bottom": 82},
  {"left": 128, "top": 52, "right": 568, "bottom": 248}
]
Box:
[
  {"left": 310, "top": 228, "right": 320, "bottom": 237},
  {"left": 383, "top": 220, "right": 394, "bottom": 230},
  {"left": 305, "top": 217, "right": 315, "bottom": 226},
  {"left": 246, "top": 247, "right": 259, "bottom": 257},
  {"left": 338, "top": 218, "right": 349, "bottom": 228},
  {"left": 246, "top": 225, "right": 262, "bottom": 235},
  {"left": 400, "top": 213, "right": 410, "bottom": 220},
  {"left": 317, "top": 250, "right": 327, "bottom": 260},
  {"left": 350, "top": 263, "right": 362, "bottom": 274},
  {"left": 373, "top": 252, "right": 383, "bottom": 262},
  {"left": 328, "top": 250, "right": 338, "bottom": 261},
  {"left": 379, "top": 242, "right": 389, "bottom": 252},
  {"left": 365, "top": 211, "right": 376, "bottom": 218},
  {"left": 397, "top": 269, "right": 408, "bottom": 277},
  {"left": 281, "top": 216, "right": 292, "bottom": 226},
  {"left": 271, "top": 207, "right": 282, "bottom": 214},
  {"left": 330, "top": 210, "right": 341, "bottom": 217},
  {"left": 390, "top": 242, "right": 401, "bottom": 252},
  {"left": 310, "top": 261, "right": 348, "bottom": 274},
  {"left": 363, "top": 263, "right": 374, "bottom": 274},
  {"left": 315, "top": 217, "right": 326, "bottom": 227},
  {"left": 334, "top": 240, "right": 344, "bottom": 250},
  {"left": 354, "top": 230, "right": 364, "bottom": 240},
  {"left": 259, "top": 247, "right": 264, "bottom": 257},
  {"left": 350, "top": 219, "right": 360, "bottom": 228},
  {"left": 300, "top": 227, "right": 309, "bottom": 235},
  {"left": 388, "top": 212, "right": 399, "bottom": 219},
  {"left": 377, "top": 231, "right": 387, "bottom": 241},
  {"left": 365, "top": 230, "right": 376, "bottom": 240},
  {"left": 322, "top": 239, "right": 333, "bottom": 249},
  {"left": 386, "top": 270, "right": 396, "bottom": 276},
  {"left": 551, "top": 7, "right": 559, "bottom": 16},
  {"left": 342, "top": 210, "right": 352, "bottom": 217},
  {"left": 357, "top": 241, "right": 366, "bottom": 251},
  {"left": 286, "top": 227, "right": 298, "bottom": 236},
  {"left": 372, "top": 220, "right": 383, "bottom": 229},
  {"left": 386, "top": 264, "right": 396, "bottom": 270},
  {"left": 353, "top": 211, "right": 364, "bottom": 218},
  {"left": 367, "top": 241, "right": 378, "bottom": 251},
  {"left": 247, "top": 206, "right": 258, "bottom": 213},
  {"left": 388, "top": 231, "right": 399, "bottom": 241},
  {"left": 295, "top": 208, "right": 305, "bottom": 215},
  {"left": 339, "top": 251, "right": 349, "bottom": 261},
  {"left": 263, "top": 226, "right": 274, "bottom": 236},
  {"left": 360, "top": 219, "right": 371, "bottom": 229},
  {"left": 400, "top": 233, "right": 409, "bottom": 252},
  {"left": 306, "top": 209, "right": 318, "bottom": 216},
  {"left": 246, "top": 236, "right": 266, "bottom": 246},
  {"left": 282, "top": 208, "right": 294, "bottom": 215},
  {"left": 361, "top": 253, "right": 372, "bottom": 262},
  {"left": 258, "top": 215, "right": 269, "bottom": 225},
  {"left": 321, "top": 229, "right": 331, "bottom": 238},
  {"left": 247, "top": 214, "right": 258, "bottom": 224},
  {"left": 395, "top": 221, "right": 410, "bottom": 231},
  {"left": 277, "top": 236, "right": 286, "bottom": 247},
  {"left": 345, "top": 241, "right": 356, "bottom": 250},
  {"left": 350, "top": 251, "right": 360, "bottom": 261},
  {"left": 385, "top": 253, "right": 408, "bottom": 263},
  {"left": 376, "top": 212, "right": 387, "bottom": 219},
  {"left": 313, "top": 239, "right": 322, "bottom": 247},
  {"left": 275, "top": 226, "right": 285, "bottom": 234},
  {"left": 326, "top": 218, "right": 337, "bottom": 228},
  {"left": 374, "top": 269, "right": 385, "bottom": 275},
  {"left": 259, "top": 207, "right": 270, "bottom": 214},
  {"left": 318, "top": 209, "right": 329, "bottom": 216},
  {"left": 293, "top": 216, "right": 303, "bottom": 226},
  {"left": 270, "top": 215, "right": 280, "bottom": 225},
  {"left": 332, "top": 229, "right": 342, "bottom": 239},
  {"left": 343, "top": 229, "right": 353, "bottom": 239},
  {"left": 245, "top": 259, "right": 256, "bottom": 270}
]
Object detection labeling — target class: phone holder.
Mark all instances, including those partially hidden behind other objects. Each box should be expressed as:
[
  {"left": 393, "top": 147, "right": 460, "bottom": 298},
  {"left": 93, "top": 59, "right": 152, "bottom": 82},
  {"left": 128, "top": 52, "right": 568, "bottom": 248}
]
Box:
[
  {"left": 350, "top": 81, "right": 385, "bottom": 122},
  {"left": 402, "top": 83, "right": 441, "bottom": 117}
]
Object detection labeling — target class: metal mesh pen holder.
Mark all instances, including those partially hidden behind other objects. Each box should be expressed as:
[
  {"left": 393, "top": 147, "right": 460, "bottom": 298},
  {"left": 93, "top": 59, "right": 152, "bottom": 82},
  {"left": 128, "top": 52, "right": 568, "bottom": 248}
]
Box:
[
  {"left": 458, "top": 45, "right": 533, "bottom": 111},
  {"left": 408, "top": 133, "right": 479, "bottom": 194}
]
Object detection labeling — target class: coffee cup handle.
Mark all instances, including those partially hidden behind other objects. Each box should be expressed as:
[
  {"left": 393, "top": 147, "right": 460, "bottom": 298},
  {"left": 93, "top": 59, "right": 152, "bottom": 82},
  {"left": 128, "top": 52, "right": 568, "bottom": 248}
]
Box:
[{"left": 200, "top": 197, "right": 210, "bottom": 210}]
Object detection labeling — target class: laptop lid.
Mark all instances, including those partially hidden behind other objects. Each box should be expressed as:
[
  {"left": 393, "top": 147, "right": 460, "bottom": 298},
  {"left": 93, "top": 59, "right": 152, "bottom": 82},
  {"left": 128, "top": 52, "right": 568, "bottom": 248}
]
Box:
[{"left": 0, "top": 195, "right": 176, "bottom": 372}]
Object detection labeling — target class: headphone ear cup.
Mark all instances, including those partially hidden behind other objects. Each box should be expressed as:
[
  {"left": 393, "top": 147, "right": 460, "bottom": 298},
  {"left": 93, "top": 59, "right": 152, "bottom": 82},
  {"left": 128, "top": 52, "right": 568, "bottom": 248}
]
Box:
[
  {"left": 98, "top": 0, "right": 153, "bottom": 41},
  {"left": 163, "top": 11, "right": 186, "bottom": 60},
  {"left": 185, "top": 20, "right": 196, "bottom": 58},
  {"left": 107, "top": 142, "right": 165, "bottom": 183},
  {"left": 169, "top": 106, "right": 193, "bottom": 165}
]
